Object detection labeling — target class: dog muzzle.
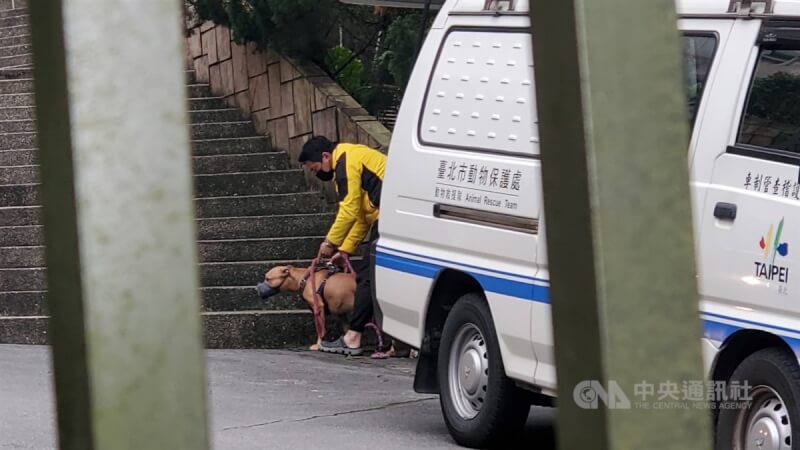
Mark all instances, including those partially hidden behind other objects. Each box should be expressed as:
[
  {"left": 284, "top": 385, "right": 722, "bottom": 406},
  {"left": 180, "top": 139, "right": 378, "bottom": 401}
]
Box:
[{"left": 255, "top": 282, "right": 281, "bottom": 299}]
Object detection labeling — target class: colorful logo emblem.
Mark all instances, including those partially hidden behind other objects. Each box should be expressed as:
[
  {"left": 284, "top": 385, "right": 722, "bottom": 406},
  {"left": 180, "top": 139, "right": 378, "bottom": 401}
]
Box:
[
  {"left": 758, "top": 218, "right": 789, "bottom": 264},
  {"left": 755, "top": 218, "right": 790, "bottom": 285}
]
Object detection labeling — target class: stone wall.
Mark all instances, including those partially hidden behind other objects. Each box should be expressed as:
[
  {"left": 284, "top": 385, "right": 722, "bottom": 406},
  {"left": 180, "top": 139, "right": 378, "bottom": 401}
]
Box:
[{"left": 185, "top": 22, "right": 392, "bottom": 193}]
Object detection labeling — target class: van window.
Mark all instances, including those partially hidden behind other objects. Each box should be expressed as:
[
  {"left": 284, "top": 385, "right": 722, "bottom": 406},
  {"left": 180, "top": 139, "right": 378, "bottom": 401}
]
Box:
[
  {"left": 738, "top": 49, "right": 800, "bottom": 154},
  {"left": 683, "top": 34, "right": 716, "bottom": 131},
  {"left": 419, "top": 30, "right": 539, "bottom": 157}
]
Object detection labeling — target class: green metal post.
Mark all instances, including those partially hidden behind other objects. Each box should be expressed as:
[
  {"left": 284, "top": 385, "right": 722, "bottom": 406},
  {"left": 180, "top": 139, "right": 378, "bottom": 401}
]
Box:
[
  {"left": 28, "top": 1, "right": 210, "bottom": 449},
  {"left": 528, "top": 1, "right": 713, "bottom": 448}
]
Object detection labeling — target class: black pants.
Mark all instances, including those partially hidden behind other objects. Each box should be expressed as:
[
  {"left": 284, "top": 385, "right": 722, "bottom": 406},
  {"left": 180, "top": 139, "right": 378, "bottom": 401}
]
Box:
[{"left": 349, "top": 223, "right": 378, "bottom": 333}]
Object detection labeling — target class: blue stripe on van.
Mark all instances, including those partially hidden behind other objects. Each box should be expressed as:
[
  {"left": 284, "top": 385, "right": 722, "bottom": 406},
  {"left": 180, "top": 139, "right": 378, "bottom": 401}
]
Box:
[
  {"left": 376, "top": 245, "right": 548, "bottom": 282},
  {"left": 376, "top": 249, "right": 549, "bottom": 303},
  {"left": 376, "top": 248, "right": 800, "bottom": 354},
  {"left": 702, "top": 319, "right": 800, "bottom": 356}
]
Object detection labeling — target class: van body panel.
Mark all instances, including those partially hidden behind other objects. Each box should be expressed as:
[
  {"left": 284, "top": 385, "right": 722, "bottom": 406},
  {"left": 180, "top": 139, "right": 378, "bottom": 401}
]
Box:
[{"left": 375, "top": 0, "right": 800, "bottom": 412}]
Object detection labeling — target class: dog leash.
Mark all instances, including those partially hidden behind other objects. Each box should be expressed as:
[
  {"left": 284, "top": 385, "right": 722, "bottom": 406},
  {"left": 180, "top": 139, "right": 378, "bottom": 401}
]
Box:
[{"left": 307, "top": 256, "right": 327, "bottom": 341}]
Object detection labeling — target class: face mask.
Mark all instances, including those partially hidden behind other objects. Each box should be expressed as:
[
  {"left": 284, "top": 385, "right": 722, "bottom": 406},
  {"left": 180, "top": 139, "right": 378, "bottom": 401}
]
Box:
[
  {"left": 255, "top": 282, "right": 281, "bottom": 299},
  {"left": 315, "top": 170, "right": 334, "bottom": 181}
]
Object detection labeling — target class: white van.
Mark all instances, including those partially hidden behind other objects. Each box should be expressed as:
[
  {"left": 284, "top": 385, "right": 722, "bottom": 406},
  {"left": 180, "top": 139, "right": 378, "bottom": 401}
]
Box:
[{"left": 371, "top": 0, "right": 800, "bottom": 447}]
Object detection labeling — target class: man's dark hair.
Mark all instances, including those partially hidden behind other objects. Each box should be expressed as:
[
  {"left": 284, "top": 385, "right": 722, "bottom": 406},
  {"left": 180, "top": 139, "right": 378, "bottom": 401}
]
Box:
[{"left": 299, "top": 136, "right": 336, "bottom": 163}]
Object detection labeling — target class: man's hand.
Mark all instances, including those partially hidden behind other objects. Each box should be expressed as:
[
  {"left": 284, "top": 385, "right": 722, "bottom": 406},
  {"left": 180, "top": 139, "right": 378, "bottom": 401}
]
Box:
[
  {"left": 330, "top": 251, "right": 350, "bottom": 269},
  {"left": 318, "top": 240, "right": 337, "bottom": 258}
]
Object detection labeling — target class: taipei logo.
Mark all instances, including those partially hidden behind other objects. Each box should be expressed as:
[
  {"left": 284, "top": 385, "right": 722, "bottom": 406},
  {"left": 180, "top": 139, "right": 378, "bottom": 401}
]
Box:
[{"left": 755, "top": 218, "right": 790, "bottom": 283}]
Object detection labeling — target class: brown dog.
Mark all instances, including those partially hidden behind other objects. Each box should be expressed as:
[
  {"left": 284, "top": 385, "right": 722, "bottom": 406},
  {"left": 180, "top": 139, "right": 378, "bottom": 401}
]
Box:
[{"left": 258, "top": 264, "right": 356, "bottom": 351}]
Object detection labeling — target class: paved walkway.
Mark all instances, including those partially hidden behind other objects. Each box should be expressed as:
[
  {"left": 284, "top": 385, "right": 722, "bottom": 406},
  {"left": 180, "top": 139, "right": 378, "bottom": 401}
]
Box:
[{"left": 0, "top": 345, "right": 556, "bottom": 449}]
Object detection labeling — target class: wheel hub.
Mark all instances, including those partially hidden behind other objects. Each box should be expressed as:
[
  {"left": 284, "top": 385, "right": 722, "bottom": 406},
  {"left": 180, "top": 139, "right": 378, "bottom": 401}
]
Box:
[
  {"left": 459, "top": 348, "right": 482, "bottom": 394},
  {"left": 736, "top": 386, "right": 792, "bottom": 450},
  {"left": 448, "top": 323, "right": 490, "bottom": 420}
]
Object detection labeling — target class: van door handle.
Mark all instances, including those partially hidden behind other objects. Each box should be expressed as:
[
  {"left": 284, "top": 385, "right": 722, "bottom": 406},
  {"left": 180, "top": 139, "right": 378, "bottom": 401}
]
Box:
[{"left": 713, "top": 202, "right": 737, "bottom": 220}]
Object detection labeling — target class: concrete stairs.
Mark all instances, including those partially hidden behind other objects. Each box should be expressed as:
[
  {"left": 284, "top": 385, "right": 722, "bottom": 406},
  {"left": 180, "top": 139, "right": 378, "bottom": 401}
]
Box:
[{"left": 0, "top": 6, "right": 341, "bottom": 348}]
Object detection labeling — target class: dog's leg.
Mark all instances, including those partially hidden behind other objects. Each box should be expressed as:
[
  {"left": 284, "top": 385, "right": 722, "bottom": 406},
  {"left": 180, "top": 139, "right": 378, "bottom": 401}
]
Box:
[{"left": 309, "top": 336, "right": 321, "bottom": 351}]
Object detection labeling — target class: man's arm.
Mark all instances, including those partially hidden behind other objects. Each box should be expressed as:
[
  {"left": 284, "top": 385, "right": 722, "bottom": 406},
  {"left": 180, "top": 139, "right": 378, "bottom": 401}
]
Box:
[
  {"left": 338, "top": 213, "right": 370, "bottom": 255},
  {"left": 325, "top": 154, "right": 363, "bottom": 249}
]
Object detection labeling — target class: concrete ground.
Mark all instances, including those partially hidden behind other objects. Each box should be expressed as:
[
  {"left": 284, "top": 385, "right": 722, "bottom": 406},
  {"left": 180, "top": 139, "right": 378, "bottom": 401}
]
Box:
[{"left": 0, "top": 345, "right": 556, "bottom": 450}]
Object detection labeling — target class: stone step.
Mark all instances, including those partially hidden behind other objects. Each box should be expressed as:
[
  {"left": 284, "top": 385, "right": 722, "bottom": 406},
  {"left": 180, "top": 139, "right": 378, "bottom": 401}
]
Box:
[
  {"left": 196, "top": 192, "right": 331, "bottom": 218},
  {"left": 0, "top": 42, "right": 29, "bottom": 59},
  {"left": 0, "top": 183, "right": 36, "bottom": 206},
  {"left": 0, "top": 9, "right": 27, "bottom": 19},
  {"left": 0, "top": 148, "right": 35, "bottom": 166},
  {"left": 0, "top": 164, "right": 36, "bottom": 184},
  {"left": 0, "top": 65, "right": 29, "bottom": 79},
  {"left": 197, "top": 213, "right": 332, "bottom": 240},
  {"left": 0, "top": 245, "right": 42, "bottom": 267},
  {"left": 0, "top": 34, "right": 28, "bottom": 48},
  {"left": 0, "top": 290, "right": 45, "bottom": 316},
  {"left": 0, "top": 131, "right": 34, "bottom": 149},
  {"left": 0, "top": 310, "right": 319, "bottom": 349},
  {"left": 0, "top": 315, "right": 48, "bottom": 345},
  {"left": 189, "top": 96, "right": 228, "bottom": 111},
  {"left": 201, "top": 260, "right": 313, "bottom": 287},
  {"left": 0, "top": 213, "right": 332, "bottom": 246},
  {"left": 198, "top": 236, "right": 323, "bottom": 263},
  {"left": 202, "top": 287, "right": 305, "bottom": 313},
  {"left": 0, "top": 150, "right": 287, "bottom": 172},
  {"left": 0, "top": 204, "right": 36, "bottom": 225},
  {"left": 0, "top": 267, "right": 42, "bottom": 291},
  {"left": 202, "top": 310, "right": 316, "bottom": 349},
  {"left": 0, "top": 184, "right": 328, "bottom": 212},
  {"left": 187, "top": 83, "right": 211, "bottom": 98},
  {"left": 189, "top": 108, "right": 242, "bottom": 124},
  {"left": 193, "top": 152, "right": 288, "bottom": 174},
  {"left": 0, "top": 236, "right": 323, "bottom": 268},
  {"left": 194, "top": 170, "right": 307, "bottom": 197},
  {"left": 0, "top": 287, "right": 307, "bottom": 317},
  {"left": 0, "top": 257, "right": 323, "bottom": 296},
  {"left": 0, "top": 118, "right": 33, "bottom": 132},
  {"left": 0, "top": 134, "right": 273, "bottom": 153},
  {"left": 0, "top": 78, "right": 31, "bottom": 97},
  {"left": 0, "top": 224, "right": 39, "bottom": 245},
  {"left": 0, "top": 52, "right": 30, "bottom": 67},
  {"left": 190, "top": 121, "right": 255, "bottom": 140},
  {"left": 0, "top": 106, "right": 33, "bottom": 120},
  {"left": 0, "top": 259, "right": 313, "bottom": 293},
  {"left": 0, "top": 93, "right": 31, "bottom": 107},
  {"left": 0, "top": 67, "right": 195, "bottom": 80},
  {"left": 0, "top": 14, "right": 27, "bottom": 29},
  {"left": 192, "top": 136, "right": 272, "bottom": 156},
  {"left": 0, "top": 25, "right": 28, "bottom": 39}
]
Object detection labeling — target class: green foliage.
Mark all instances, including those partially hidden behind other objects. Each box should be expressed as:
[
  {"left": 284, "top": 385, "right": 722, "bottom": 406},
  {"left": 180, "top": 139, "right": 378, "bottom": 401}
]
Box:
[
  {"left": 378, "top": 12, "right": 421, "bottom": 90},
  {"left": 326, "top": 46, "right": 364, "bottom": 95},
  {"left": 187, "top": 0, "right": 432, "bottom": 123},
  {"left": 190, "top": 0, "right": 337, "bottom": 60}
]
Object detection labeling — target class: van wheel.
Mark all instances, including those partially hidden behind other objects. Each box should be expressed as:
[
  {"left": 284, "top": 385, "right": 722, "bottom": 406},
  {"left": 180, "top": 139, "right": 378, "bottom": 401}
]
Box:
[
  {"left": 437, "top": 293, "right": 530, "bottom": 448},
  {"left": 715, "top": 348, "right": 800, "bottom": 450}
]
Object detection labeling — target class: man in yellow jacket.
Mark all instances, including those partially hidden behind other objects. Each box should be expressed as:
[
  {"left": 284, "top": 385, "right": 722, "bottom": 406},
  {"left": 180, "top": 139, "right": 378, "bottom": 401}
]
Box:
[{"left": 299, "top": 136, "right": 386, "bottom": 356}]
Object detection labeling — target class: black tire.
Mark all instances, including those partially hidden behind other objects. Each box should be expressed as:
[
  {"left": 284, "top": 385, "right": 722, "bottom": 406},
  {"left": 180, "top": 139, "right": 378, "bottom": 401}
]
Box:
[
  {"left": 715, "top": 347, "right": 800, "bottom": 450},
  {"left": 437, "top": 293, "right": 530, "bottom": 448}
]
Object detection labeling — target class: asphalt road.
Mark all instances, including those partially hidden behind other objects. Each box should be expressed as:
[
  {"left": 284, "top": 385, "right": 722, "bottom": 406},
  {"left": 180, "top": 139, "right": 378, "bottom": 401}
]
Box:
[{"left": 0, "top": 345, "right": 556, "bottom": 450}]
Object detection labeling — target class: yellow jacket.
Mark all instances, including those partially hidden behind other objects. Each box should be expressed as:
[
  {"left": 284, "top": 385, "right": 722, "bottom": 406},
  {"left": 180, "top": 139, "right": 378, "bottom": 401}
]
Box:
[{"left": 326, "top": 143, "right": 386, "bottom": 254}]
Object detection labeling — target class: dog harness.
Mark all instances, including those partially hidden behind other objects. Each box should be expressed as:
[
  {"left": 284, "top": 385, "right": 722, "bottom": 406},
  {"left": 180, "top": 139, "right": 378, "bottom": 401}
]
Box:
[
  {"left": 316, "top": 265, "right": 344, "bottom": 314},
  {"left": 298, "top": 263, "right": 343, "bottom": 315}
]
